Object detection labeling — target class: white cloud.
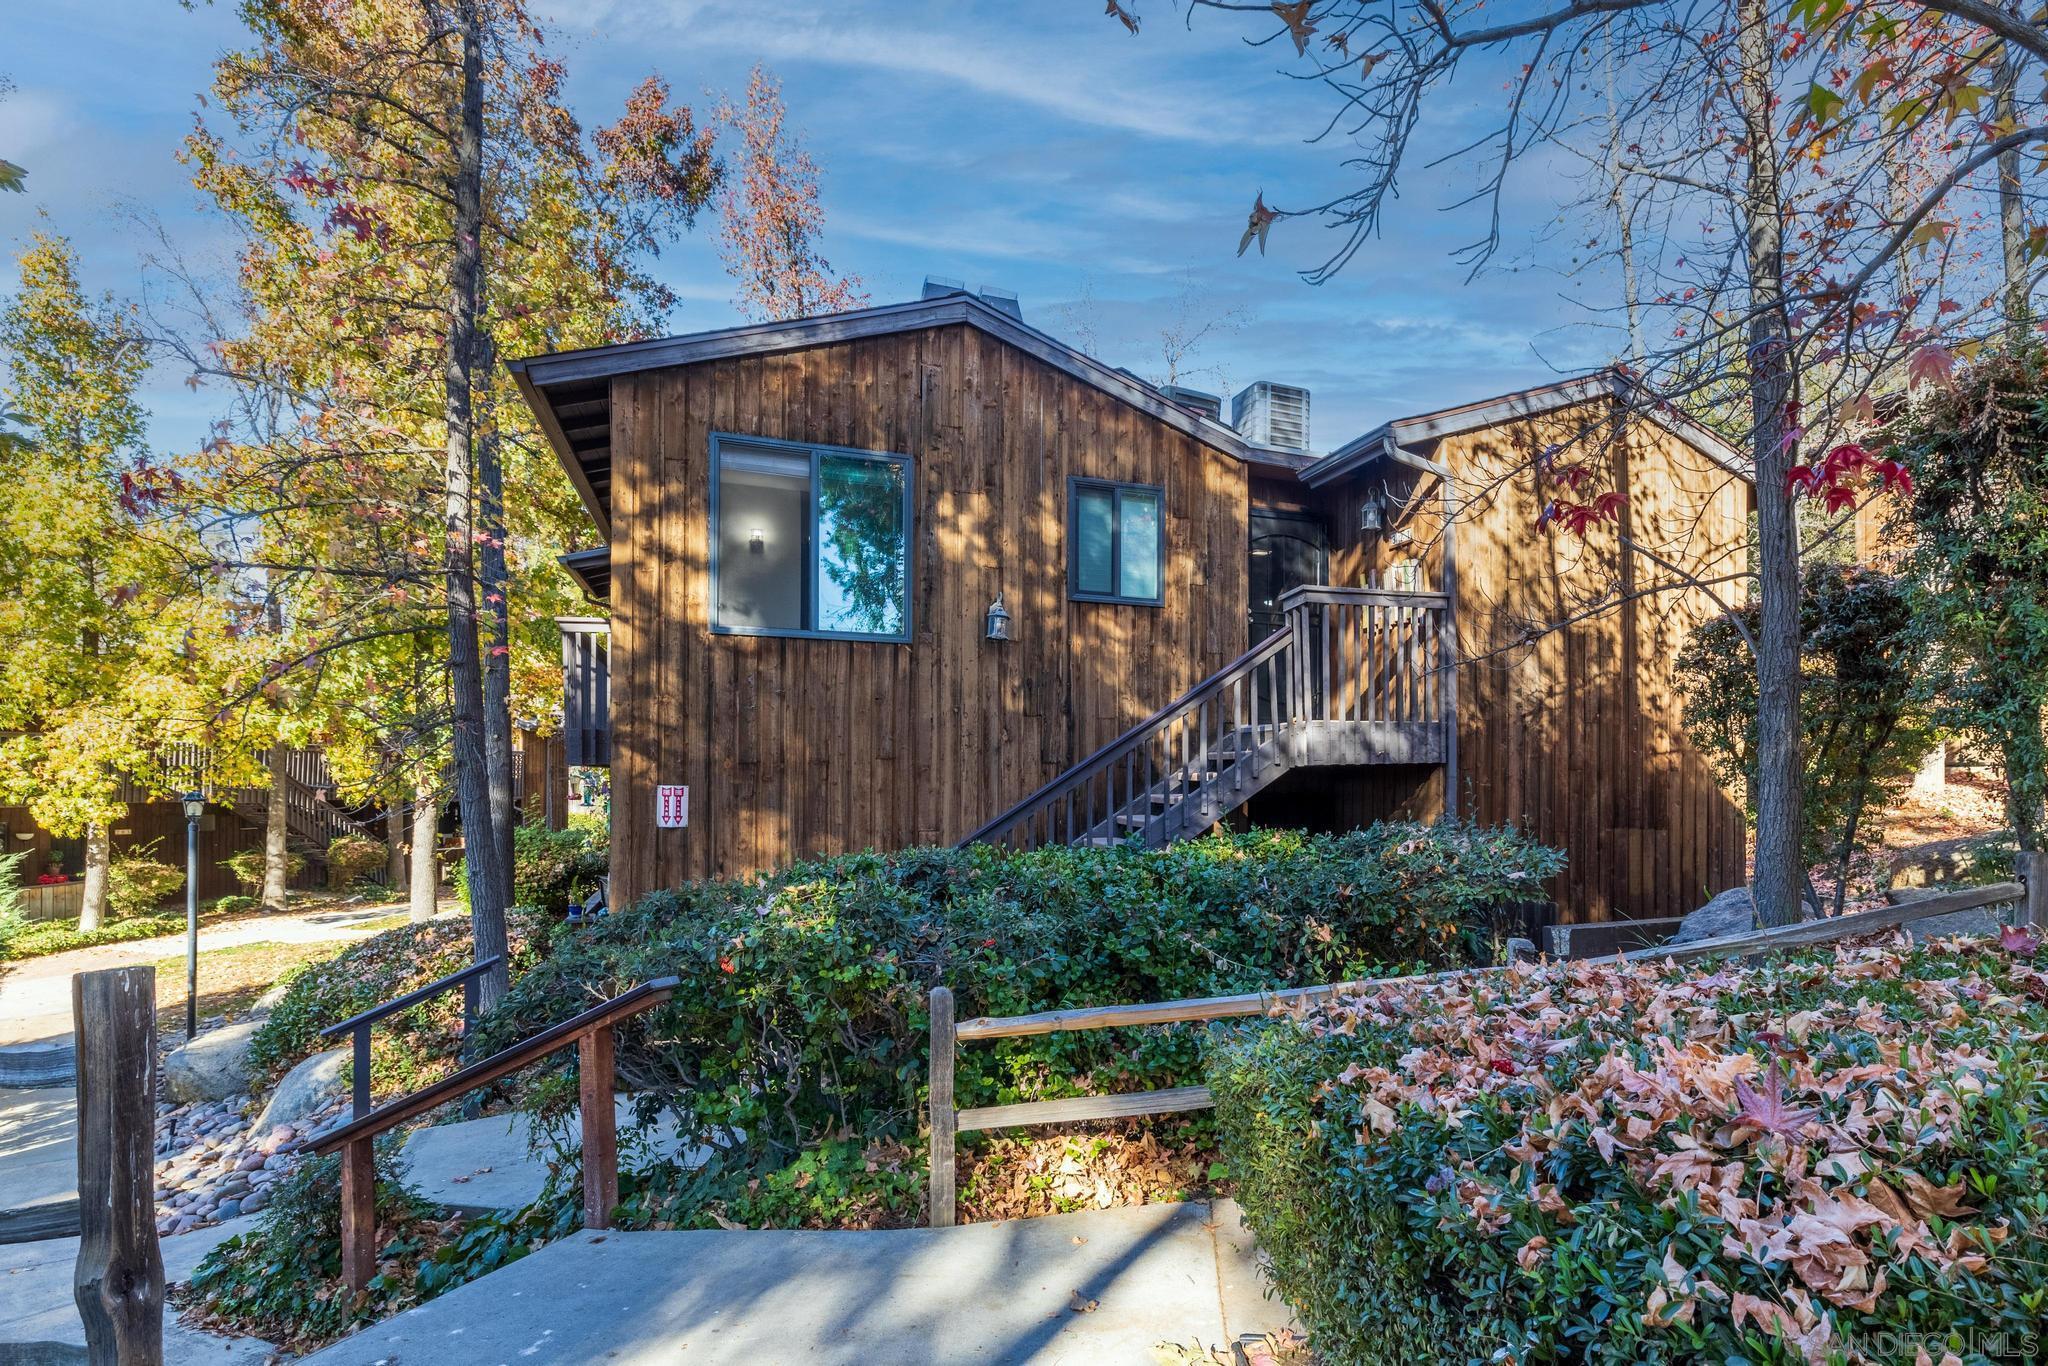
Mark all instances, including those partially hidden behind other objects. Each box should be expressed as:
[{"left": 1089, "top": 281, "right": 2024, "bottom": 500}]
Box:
[{"left": 553, "top": 0, "right": 1297, "bottom": 146}]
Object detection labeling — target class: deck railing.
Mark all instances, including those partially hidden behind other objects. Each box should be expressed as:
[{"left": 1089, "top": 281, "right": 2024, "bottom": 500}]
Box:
[
  {"left": 959, "top": 585, "right": 1454, "bottom": 853},
  {"left": 925, "top": 865, "right": 2045, "bottom": 1227}
]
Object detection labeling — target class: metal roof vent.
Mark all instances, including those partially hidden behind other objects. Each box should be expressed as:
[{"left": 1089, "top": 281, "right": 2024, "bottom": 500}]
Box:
[
  {"left": 977, "top": 286, "right": 1022, "bottom": 320},
  {"left": 922, "top": 275, "right": 967, "bottom": 300},
  {"left": 1161, "top": 385, "right": 1223, "bottom": 422},
  {"left": 1233, "top": 381, "right": 1311, "bottom": 451}
]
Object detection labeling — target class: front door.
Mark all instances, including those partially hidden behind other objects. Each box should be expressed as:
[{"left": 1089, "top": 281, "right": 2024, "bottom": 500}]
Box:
[{"left": 1249, "top": 509, "right": 1328, "bottom": 647}]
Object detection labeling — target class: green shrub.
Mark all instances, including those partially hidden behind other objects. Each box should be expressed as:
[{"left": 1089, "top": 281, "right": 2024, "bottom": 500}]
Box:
[
  {"left": 6, "top": 912, "right": 185, "bottom": 959},
  {"left": 1209, "top": 939, "right": 2048, "bottom": 1365},
  {"left": 0, "top": 849, "right": 24, "bottom": 960},
  {"left": 205, "top": 893, "right": 260, "bottom": 916},
  {"left": 222, "top": 846, "right": 307, "bottom": 892},
  {"left": 247, "top": 913, "right": 554, "bottom": 1090},
  {"left": 325, "top": 833, "right": 388, "bottom": 890},
  {"left": 456, "top": 820, "right": 609, "bottom": 913},
  {"left": 473, "top": 823, "right": 1561, "bottom": 1228},
  {"left": 107, "top": 849, "right": 185, "bottom": 918}
]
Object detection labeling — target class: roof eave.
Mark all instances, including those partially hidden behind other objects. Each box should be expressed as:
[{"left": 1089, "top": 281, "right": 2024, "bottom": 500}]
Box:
[
  {"left": 507, "top": 293, "right": 1269, "bottom": 468},
  {"left": 510, "top": 359, "right": 612, "bottom": 541}
]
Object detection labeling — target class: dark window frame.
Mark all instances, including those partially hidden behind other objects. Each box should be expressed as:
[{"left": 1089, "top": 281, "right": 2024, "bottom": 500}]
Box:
[
  {"left": 1067, "top": 476, "right": 1166, "bottom": 607},
  {"left": 709, "top": 432, "right": 915, "bottom": 642}
]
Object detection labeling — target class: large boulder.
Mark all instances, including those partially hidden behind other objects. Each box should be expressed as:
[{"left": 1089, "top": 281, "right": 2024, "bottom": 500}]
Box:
[
  {"left": 255, "top": 1046, "right": 349, "bottom": 1132},
  {"left": 1666, "top": 886, "right": 1758, "bottom": 947},
  {"left": 163, "top": 1019, "right": 263, "bottom": 1104}
]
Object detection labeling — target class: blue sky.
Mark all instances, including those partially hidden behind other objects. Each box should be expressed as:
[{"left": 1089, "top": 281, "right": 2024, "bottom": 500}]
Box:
[{"left": 1, "top": 0, "right": 1613, "bottom": 457}]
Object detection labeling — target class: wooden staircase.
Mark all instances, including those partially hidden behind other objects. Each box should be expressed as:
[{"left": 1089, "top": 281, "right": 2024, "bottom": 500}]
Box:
[
  {"left": 143, "top": 744, "right": 383, "bottom": 875},
  {"left": 961, "top": 586, "right": 1456, "bottom": 852}
]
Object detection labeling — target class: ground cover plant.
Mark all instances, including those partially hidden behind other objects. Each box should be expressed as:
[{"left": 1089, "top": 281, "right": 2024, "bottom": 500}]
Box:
[
  {"left": 179, "top": 1141, "right": 579, "bottom": 1353},
  {"left": 471, "top": 824, "right": 1562, "bottom": 1230},
  {"left": 248, "top": 912, "right": 557, "bottom": 1095},
  {"left": 1209, "top": 933, "right": 2048, "bottom": 1366}
]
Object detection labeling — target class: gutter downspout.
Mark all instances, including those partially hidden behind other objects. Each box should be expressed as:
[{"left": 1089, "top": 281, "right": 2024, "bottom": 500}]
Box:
[{"left": 1385, "top": 434, "right": 1459, "bottom": 820}]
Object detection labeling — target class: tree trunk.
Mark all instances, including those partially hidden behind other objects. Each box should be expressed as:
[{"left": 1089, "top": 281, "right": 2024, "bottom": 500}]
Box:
[
  {"left": 385, "top": 797, "right": 407, "bottom": 887},
  {"left": 409, "top": 773, "right": 438, "bottom": 924},
  {"left": 478, "top": 341, "right": 518, "bottom": 891},
  {"left": 441, "top": 0, "right": 511, "bottom": 1006},
  {"left": 78, "top": 822, "right": 110, "bottom": 932},
  {"left": 1997, "top": 37, "right": 2028, "bottom": 340},
  {"left": 260, "top": 746, "right": 290, "bottom": 915},
  {"left": 1737, "top": 0, "right": 1806, "bottom": 928}
]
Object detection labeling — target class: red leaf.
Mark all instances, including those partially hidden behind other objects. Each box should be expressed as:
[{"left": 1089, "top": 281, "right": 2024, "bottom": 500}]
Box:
[{"left": 1731, "top": 1066, "right": 1818, "bottom": 1139}]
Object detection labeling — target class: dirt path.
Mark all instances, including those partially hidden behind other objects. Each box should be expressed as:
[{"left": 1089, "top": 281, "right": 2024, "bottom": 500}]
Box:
[{"left": 0, "top": 898, "right": 458, "bottom": 1045}]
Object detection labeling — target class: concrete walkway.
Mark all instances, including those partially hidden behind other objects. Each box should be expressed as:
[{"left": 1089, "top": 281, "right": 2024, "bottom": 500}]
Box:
[
  {"left": 0, "top": 902, "right": 451, "bottom": 1047},
  {"left": 0, "top": 1215, "right": 273, "bottom": 1362},
  {"left": 303, "top": 1201, "right": 1292, "bottom": 1365}
]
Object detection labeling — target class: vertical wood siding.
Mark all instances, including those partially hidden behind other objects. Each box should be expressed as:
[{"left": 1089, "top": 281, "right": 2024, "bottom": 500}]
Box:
[
  {"left": 608, "top": 324, "right": 1249, "bottom": 905},
  {"left": 1322, "top": 402, "right": 1749, "bottom": 920}
]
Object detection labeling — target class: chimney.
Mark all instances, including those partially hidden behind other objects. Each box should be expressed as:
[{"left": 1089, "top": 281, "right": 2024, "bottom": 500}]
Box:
[{"left": 1232, "top": 381, "right": 1311, "bottom": 451}]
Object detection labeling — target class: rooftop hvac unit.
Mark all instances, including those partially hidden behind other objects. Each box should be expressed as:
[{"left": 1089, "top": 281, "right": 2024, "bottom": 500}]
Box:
[
  {"left": 1160, "top": 385, "right": 1223, "bottom": 422},
  {"left": 1232, "top": 381, "right": 1311, "bottom": 451}
]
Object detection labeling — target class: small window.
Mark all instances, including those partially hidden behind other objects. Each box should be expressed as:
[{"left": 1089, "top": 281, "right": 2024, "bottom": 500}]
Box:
[
  {"left": 712, "top": 435, "right": 911, "bottom": 640},
  {"left": 1068, "top": 478, "right": 1164, "bottom": 605}
]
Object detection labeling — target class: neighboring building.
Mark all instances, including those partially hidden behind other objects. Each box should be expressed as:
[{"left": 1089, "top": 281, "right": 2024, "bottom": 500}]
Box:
[
  {"left": 513, "top": 287, "right": 1751, "bottom": 921},
  {"left": 1, "top": 747, "right": 363, "bottom": 921}
]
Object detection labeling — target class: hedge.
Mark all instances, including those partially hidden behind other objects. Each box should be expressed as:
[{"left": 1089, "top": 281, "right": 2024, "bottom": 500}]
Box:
[
  {"left": 469, "top": 823, "right": 1562, "bottom": 1227},
  {"left": 455, "top": 819, "right": 609, "bottom": 913},
  {"left": 1207, "top": 935, "right": 2048, "bottom": 1366}
]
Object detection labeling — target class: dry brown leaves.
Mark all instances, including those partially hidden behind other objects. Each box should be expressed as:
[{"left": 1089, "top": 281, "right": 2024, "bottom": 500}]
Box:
[{"left": 955, "top": 1118, "right": 1218, "bottom": 1224}]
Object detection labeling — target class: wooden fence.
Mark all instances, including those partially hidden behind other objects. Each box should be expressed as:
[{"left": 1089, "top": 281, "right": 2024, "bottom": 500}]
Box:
[{"left": 926, "top": 864, "right": 2045, "bottom": 1227}]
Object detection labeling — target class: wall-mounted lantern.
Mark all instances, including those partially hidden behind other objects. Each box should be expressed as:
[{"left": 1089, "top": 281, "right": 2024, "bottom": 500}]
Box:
[
  {"left": 985, "top": 593, "right": 1012, "bottom": 642},
  {"left": 748, "top": 528, "right": 766, "bottom": 555},
  {"left": 1358, "top": 493, "right": 1384, "bottom": 534}
]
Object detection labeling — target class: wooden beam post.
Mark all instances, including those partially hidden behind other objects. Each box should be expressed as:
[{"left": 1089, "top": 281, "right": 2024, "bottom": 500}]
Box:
[
  {"left": 72, "top": 966, "right": 164, "bottom": 1366},
  {"left": 338, "top": 1137, "right": 376, "bottom": 1295},
  {"left": 927, "top": 986, "right": 957, "bottom": 1228},
  {"left": 578, "top": 1025, "right": 618, "bottom": 1229},
  {"left": 2023, "top": 850, "right": 2048, "bottom": 930}
]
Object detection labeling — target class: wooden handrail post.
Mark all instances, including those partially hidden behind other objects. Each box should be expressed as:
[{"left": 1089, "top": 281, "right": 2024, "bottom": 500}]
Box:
[
  {"left": 339, "top": 1137, "right": 376, "bottom": 1295},
  {"left": 579, "top": 1025, "right": 619, "bottom": 1229},
  {"left": 73, "top": 967, "right": 164, "bottom": 1366},
  {"left": 928, "top": 986, "right": 957, "bottom": 1228},
  {"left": 2023, "top": 849, "right": 2048, "bottom": 930}
]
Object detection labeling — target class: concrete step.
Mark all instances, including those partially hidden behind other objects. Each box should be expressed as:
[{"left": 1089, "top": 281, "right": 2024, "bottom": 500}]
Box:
[{"left": 302, "top": 1200, "right": 1295, "bottom": 1365}]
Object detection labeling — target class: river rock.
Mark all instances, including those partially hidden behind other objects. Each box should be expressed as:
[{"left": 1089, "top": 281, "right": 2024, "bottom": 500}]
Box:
[
  {"left": 162, "top": 1019, "right": 264, "bottom": 1105},
  {"left": 1666, "top": 886, "right": 1758, "bottom": 947},
  {"left": 255, "top": 1047, "right": 349, "bottom": 1132}
]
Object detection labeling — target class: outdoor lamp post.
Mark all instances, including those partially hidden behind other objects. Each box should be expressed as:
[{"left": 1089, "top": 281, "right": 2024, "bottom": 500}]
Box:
[{"left": 182, "top": 790, "right": 204, "bottom": 1040}]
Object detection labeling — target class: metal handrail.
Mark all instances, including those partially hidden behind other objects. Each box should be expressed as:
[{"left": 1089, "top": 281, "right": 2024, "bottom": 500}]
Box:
[{"left": 319, "top": 956, "right": 502, "bottom": 1119}]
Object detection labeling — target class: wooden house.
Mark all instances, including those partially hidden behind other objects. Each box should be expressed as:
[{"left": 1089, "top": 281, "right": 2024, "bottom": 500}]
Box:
[{"left": 511, "top": 288, "right": 1751, "bottom": 921}]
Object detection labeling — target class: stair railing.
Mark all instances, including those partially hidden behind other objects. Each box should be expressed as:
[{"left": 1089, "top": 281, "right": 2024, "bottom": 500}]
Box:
[
  {"left": 309, "top": 974, "right": 680, "bottom": 1292},
  {"left": 960, "top": 586, "right": 1457, "bottom": 854},
  {"left": 959, "top": 625, "right": 1302, "bottom": 853}
]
